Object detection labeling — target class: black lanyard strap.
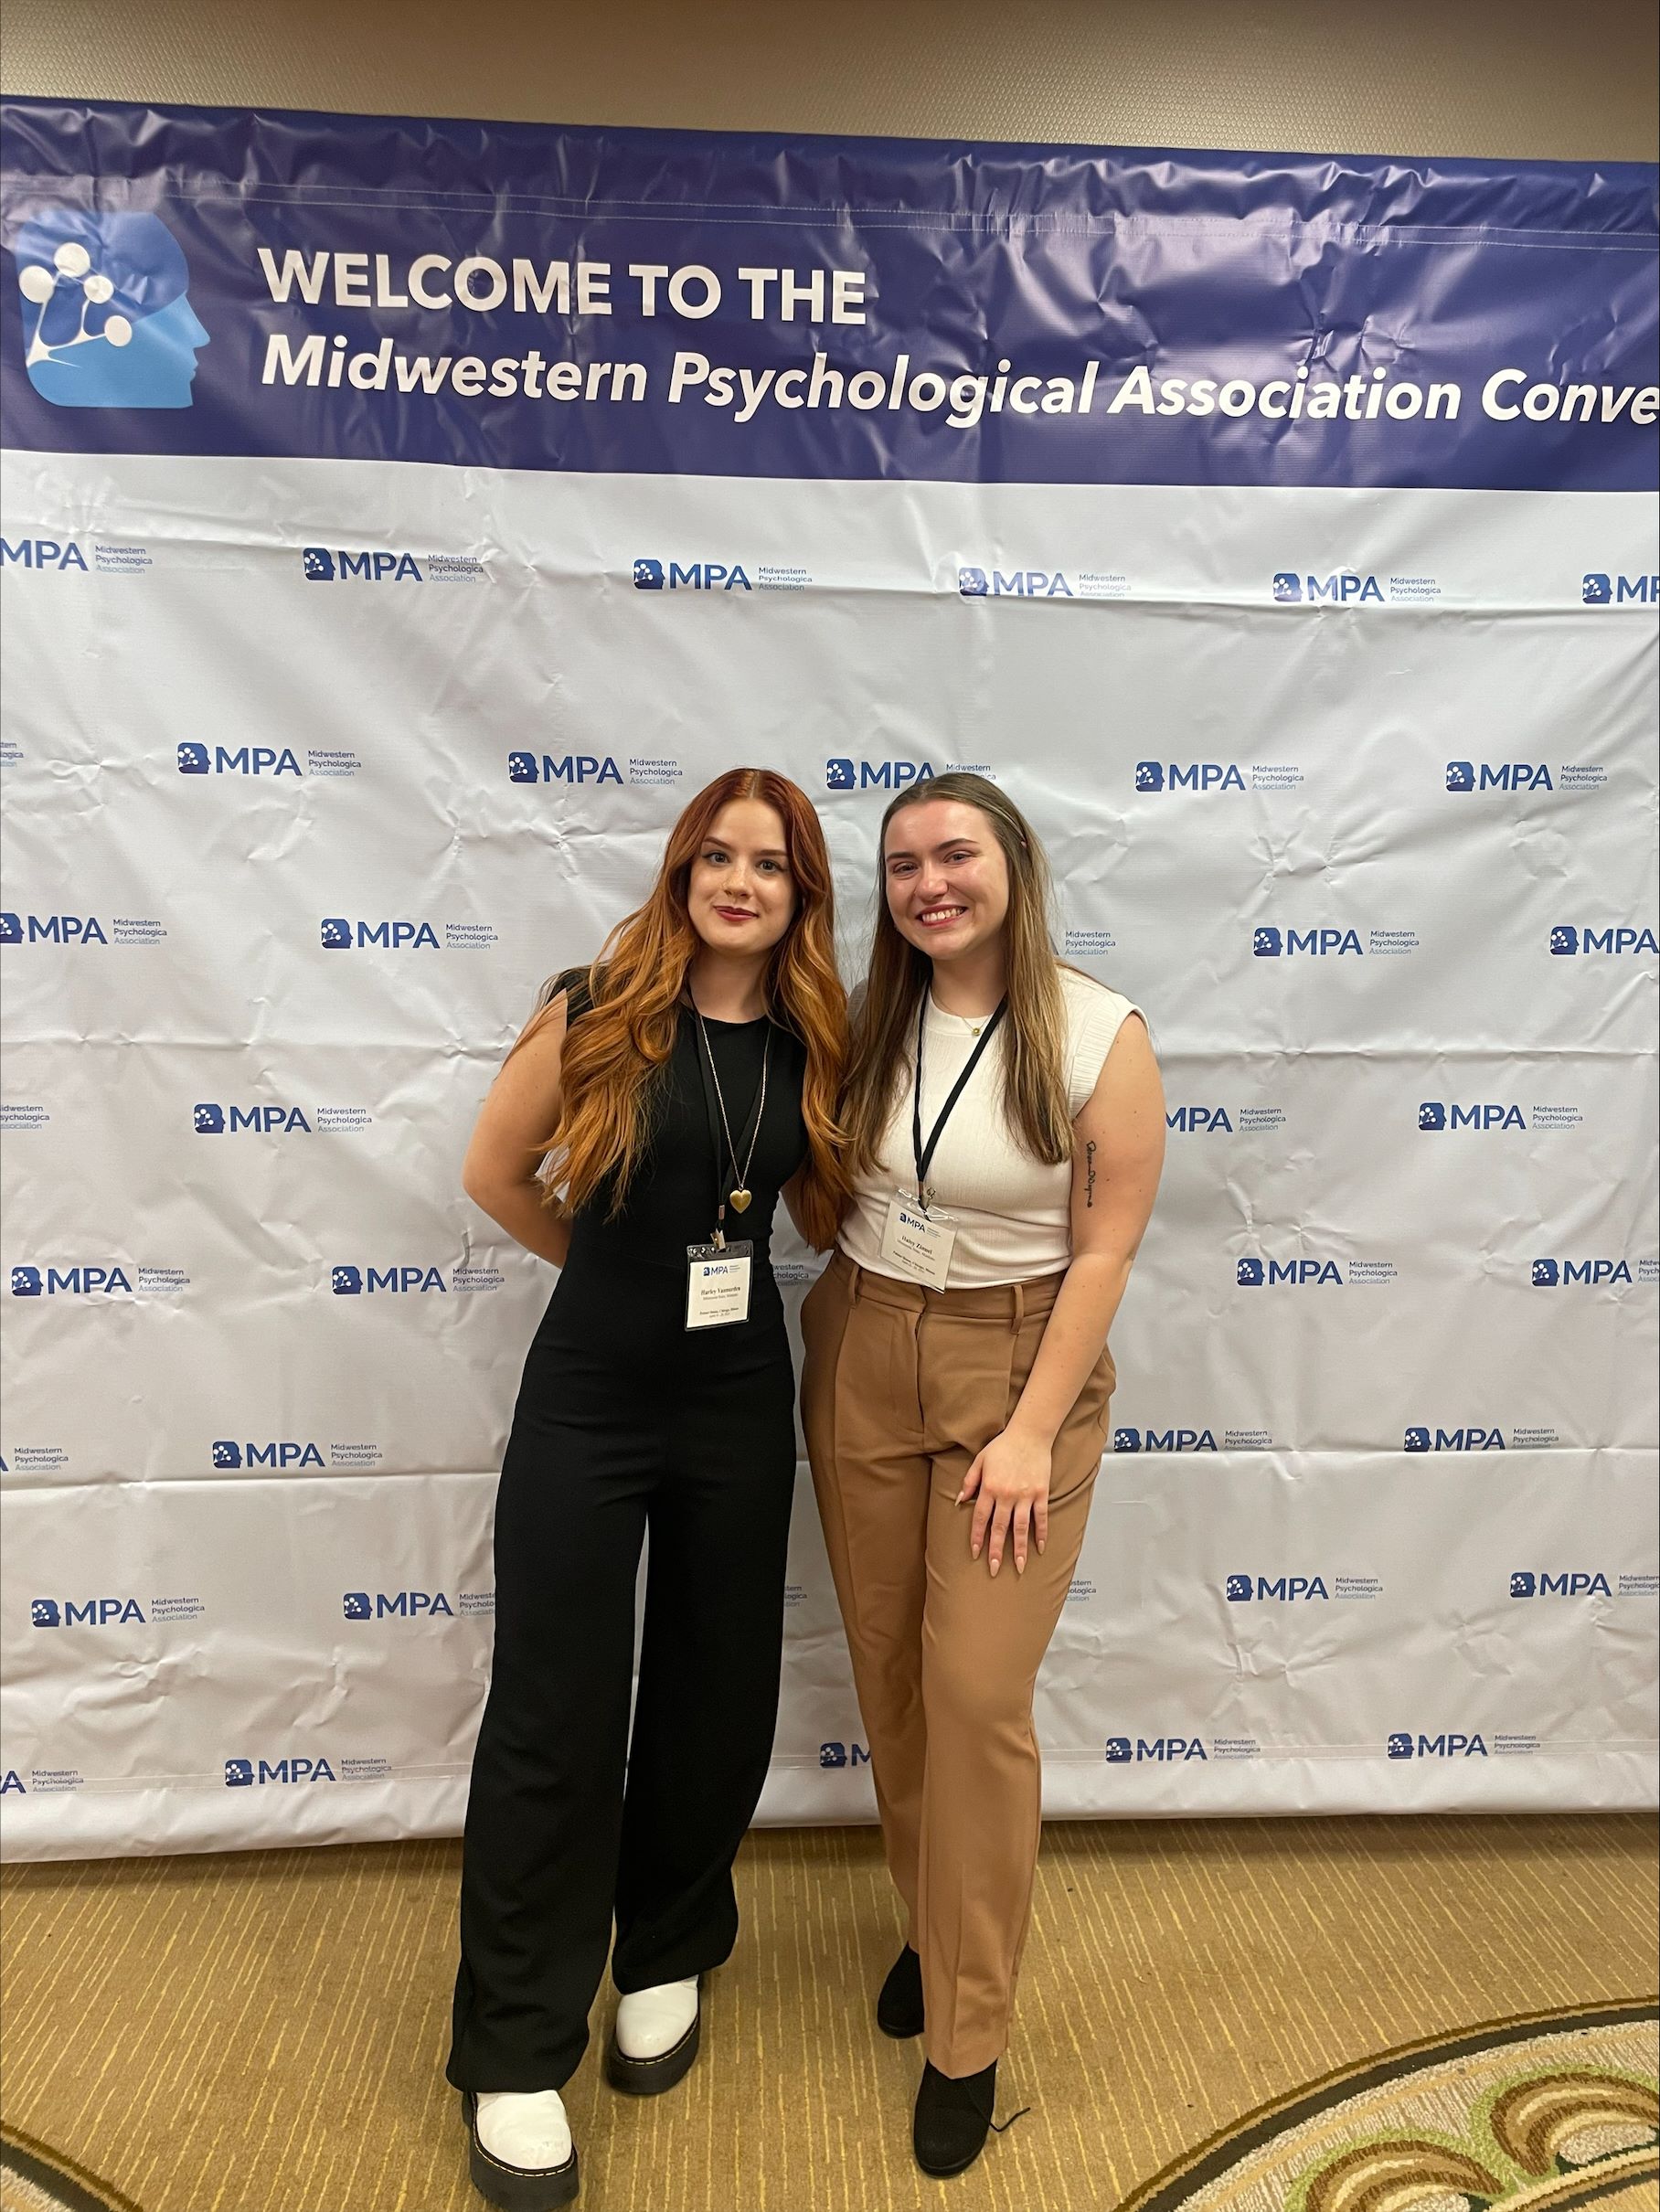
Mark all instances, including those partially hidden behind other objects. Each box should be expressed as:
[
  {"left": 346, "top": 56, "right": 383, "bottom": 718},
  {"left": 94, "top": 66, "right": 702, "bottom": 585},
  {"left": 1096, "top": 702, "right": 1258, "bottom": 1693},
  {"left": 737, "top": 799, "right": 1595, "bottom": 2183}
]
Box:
[{"left": 911, "top": 991, "right": 1007, "bottom": 1207}]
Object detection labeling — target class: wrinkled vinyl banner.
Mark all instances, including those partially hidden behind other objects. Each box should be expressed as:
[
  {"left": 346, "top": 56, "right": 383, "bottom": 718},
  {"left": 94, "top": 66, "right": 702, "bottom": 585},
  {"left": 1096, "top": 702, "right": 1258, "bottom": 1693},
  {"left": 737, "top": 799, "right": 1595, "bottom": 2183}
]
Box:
[{"left": 1, "top": 102, "right": 1657, "bottom": 1862}]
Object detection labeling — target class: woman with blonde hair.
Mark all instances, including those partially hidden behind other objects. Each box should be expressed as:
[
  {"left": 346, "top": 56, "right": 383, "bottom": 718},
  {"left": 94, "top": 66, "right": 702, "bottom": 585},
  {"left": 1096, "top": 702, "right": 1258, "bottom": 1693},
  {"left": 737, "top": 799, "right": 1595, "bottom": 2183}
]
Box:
[
  {"left": 802, "top": 771, "right": 1164, "bottom": 2177},
  {"left": 448, "top": 769, "right": 846, "bottom": 2211}
]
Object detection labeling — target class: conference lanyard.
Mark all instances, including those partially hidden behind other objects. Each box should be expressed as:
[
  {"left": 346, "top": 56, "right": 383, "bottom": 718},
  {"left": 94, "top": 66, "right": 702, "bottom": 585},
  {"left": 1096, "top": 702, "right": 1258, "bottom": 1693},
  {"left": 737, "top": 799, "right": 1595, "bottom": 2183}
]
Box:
[
  {"left": 910, "top": 990, "right": 1007, "bottom": 1213},
  {"left": 686, "top": 1011, "right": 769, "bottom": 1329}
]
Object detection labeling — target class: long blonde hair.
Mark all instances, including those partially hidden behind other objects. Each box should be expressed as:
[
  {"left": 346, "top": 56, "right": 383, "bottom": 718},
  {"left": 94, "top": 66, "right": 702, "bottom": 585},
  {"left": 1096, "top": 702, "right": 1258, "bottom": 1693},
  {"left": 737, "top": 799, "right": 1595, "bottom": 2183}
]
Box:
[
  {"left": 841, "top": 772, "right": 1072, "bottom": 1174},
  {"left": 519, "top": 769, "right": 849, "bottom": 1250}
]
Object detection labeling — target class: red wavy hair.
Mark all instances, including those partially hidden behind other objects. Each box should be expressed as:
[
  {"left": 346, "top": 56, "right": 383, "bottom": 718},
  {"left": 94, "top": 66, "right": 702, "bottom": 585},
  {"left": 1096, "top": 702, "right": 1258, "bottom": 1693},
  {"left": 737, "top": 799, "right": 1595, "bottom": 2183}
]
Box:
[{"left": 527, "top": 769, "right": 849, "bottom": 1250}]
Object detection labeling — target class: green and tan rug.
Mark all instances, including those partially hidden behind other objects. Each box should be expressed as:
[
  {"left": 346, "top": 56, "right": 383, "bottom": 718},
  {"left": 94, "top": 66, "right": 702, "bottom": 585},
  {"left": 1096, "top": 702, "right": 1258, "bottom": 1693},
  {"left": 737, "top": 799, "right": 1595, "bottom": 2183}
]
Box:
[{"left": 1123, "top": 2002, "right": 1659, "bottom": 2212}]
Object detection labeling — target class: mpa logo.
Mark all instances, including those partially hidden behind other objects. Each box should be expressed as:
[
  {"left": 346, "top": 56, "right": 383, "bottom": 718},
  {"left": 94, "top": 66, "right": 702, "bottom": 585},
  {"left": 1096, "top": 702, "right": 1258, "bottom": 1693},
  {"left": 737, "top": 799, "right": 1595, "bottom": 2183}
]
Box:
[
  {"left": 1236, "top": 1257, "right": 1344, "bottom": 1288},
  {"left": 1532, "top": 1258, "right": 1633, "bottom": 1287},
  {"left": 0, "top": 536, "right": 90, "bottom": 571},
  {"left": 331, "top": 1264, "right": 447, "bottom": 1295},
  {"left": 506, "top": 752, "right": 623, "bottom": 785},
  {"left": 1166, "top": 1107, "right": 1234, "bottom": 1133},
  {"left": 1445, "top": 760, "right": 1553, "bottom": 793},
  {"left": 1418, "top": 1102, "right": 1527, "bottom": 1133},
  {"left": 825, "top": 759, "right": 935, "bottom": 792},
  {"left": 632, "top": 558, "right": 751, "bottom": 591},
  {"left": 1251, "top": 927, "right": 1362, "bottom": 958},
  {"left": 1106, "top": 1735, "right": 1207, "bottom": 1763},
  {"left": 31, "top": 1596, "right": 145, "bottom": 1627},
  {"left": 1135, "top": 762, "right": 1246, "bottom": 794},
  {"left": 1226, "top": 1573, "right": 1329, "bottom": 1602},
  {"left": 178, "top": 742, "right": 302, "bottom": 777},
  {"left": 1405, "top": 1427, "right": 1506, "bottom": 1452},
  {"left": 1387, "top": 1732, "right": 1488, "bottom": 1760},
  {"left": 819, "top": 1741, "right": 870, "bottom": 1768},
  {"left": 1583, "top": 572, "right": 1657, "bottom": 605},
  {"left": 321, "top": 918, "right": 439, "bottom": 950},
  {"left": 195, "top": 1103, "right": 313, "bottom": 1135},
  {"left": 1272, "top": 570, "right": 1383, "bottom": 604},
  {"left": 15, "top": 208, "right": 207, "bottom": 409},
  {"left": 301, "top": 548, "right": 423, "bottom": 581},
  {"left": 1113, "top": 1427, "right": 1217, "bottom": 1452},
  {"left": 10, "top": 1264, "right": 132, "bottom": 1296},
  {"left": 225, "top": 1755, "right": 336, "bottom": 1787},
  {"left": 1510, "top": 1569, "right": 1613, "bottom": 1598},
  {"left": 0, "top": 912, "right": 109, "bottom": 946},
  {"left": 211, "top": 1441, "right": 325, "bottom": 1469},
  {"left": 957, "top": 567, "right": 1073, "bottom": 598},
  {"left": 343, "top": 1590, "right": 456, "bottom": 1619},
  {"left": 1548, "top": 924, "right": 1657, "bottom": 956}
]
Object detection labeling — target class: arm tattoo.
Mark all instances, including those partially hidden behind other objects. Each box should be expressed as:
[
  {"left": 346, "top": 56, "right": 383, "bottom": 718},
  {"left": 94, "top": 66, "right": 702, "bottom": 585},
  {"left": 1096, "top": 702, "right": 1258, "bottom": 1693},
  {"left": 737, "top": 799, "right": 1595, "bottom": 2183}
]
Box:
[{"left": 1085, "top": 1140, "right": 1098, "bottom": 1208}]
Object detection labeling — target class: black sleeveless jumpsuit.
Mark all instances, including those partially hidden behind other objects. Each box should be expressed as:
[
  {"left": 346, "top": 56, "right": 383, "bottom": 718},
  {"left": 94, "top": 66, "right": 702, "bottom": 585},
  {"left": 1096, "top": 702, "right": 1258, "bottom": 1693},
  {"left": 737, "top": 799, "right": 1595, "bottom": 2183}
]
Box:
[{"left": 448, "top": 990, "right": 807, "bottom": 2092}]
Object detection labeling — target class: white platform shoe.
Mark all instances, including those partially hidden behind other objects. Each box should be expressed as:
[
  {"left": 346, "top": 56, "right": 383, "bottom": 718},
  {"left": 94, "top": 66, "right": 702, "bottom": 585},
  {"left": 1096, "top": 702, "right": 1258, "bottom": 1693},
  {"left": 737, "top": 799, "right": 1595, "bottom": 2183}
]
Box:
[
  {"left": 603, "top": 1974, "right": 703, "bottom": 2094},
  {"left": 463, "top": 2088, "right": 579, "bottom": 2210}
]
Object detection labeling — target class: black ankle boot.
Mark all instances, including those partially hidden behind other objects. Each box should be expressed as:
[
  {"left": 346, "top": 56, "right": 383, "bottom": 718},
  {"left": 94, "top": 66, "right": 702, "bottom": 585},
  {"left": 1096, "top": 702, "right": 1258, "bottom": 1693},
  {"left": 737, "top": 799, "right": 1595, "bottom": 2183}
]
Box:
[
  {"left": 876, "top": 1944, "right": 924, "bottom": 2038},
  {"left": 913, "top": 2058, "right": 998, "bottom": 2176}
]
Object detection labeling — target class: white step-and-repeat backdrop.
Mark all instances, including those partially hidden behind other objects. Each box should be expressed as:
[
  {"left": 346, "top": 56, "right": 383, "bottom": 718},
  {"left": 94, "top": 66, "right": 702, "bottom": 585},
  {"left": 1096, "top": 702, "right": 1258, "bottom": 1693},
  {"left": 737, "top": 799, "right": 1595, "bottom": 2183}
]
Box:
[{"left": 2, "top": 105, "right": 1656, "bottom": 1857}]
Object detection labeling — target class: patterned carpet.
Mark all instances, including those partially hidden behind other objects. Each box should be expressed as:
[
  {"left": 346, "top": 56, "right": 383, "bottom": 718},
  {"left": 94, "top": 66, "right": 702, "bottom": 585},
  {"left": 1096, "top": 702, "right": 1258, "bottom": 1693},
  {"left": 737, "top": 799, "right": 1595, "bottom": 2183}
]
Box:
[{"left": 1, "top": 1815, "right": 1655, "bottom": 2212}]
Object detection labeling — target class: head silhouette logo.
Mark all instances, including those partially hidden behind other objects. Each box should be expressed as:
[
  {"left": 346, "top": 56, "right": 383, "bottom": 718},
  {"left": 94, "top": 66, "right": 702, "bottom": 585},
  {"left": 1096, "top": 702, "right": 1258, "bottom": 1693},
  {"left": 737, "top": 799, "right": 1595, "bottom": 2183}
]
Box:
[
  {"left": 1532, "top": 1260, "right": 1559, "bottom": 1285},
  {"left": 1550, "top": 926, "right": 1579, "bottom": 955},
  {"left": 1582, "top": 573, "right": 1612, "bottom": 605},
  {"left": 1113, "top": 1428, "right": 1143, "bottom": 1452},
  {"left": 825, "top": 759, "right": 856, "bottom": 791},
  {"left": 1445, "top": 761, "right": 1474, "bottom": 792},
  {"left": 1405, "top": 1427, "right": 1431, "bottom": 1452},
  {"left": 1252, "top": 928, "right": 1282, "bottom": 957},
  {"left": 1387, "top": 1732, "right": 1414, "bottom": 1759},
  {"left": 1135, "top": 762, "right": 1165, "bottom": 792},
  {"left": 1419, "top": 1103, "right": 1447, "bottom": 1130},
  {"left": 302, "top": 548, "right": 336, "bottom": 580},
  {"left": 14, "top": 209, "right": 208, "bottom": 409},
  {"left": 633, "top": 558, "right": 664, "bottom": 590},
  {"left": 957, "top": 567, "right": 988, "bottom": 596},
  {"left": 1272, "top": 572, "right": 1302, "bottom": 602}
]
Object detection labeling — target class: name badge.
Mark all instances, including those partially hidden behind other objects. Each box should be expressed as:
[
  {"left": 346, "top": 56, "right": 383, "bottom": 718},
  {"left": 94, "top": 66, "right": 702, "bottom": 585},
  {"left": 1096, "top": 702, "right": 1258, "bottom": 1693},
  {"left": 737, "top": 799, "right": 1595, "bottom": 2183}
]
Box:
[
  {"left": 686, "top": 1240, "right": 754, "bottom": 1330},
  {"left": 879, "top": 1196, "right": 956, "bottom": 1292}
]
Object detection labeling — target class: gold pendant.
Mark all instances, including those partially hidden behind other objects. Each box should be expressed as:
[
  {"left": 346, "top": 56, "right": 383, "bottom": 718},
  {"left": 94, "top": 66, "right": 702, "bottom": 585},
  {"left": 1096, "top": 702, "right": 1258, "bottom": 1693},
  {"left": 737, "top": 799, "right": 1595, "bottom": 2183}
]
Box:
[{"left": 729, "top": 1187, "right": 752, "bottom": 1213}]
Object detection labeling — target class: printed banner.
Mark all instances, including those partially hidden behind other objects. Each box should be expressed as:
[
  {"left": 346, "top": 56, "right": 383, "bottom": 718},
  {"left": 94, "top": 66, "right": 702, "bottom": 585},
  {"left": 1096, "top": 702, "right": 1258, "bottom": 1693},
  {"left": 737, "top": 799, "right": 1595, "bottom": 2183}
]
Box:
[{"left": 1, "top": 102, "right": 1656, "bottom": 1857}]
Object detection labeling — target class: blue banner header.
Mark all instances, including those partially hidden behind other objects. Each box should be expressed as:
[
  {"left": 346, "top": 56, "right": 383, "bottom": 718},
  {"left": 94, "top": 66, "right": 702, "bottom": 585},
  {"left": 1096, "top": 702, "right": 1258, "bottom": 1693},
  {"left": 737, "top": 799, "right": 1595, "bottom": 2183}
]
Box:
[{"left": 3, "top": 100, "right": 1656, "bottom": 490}]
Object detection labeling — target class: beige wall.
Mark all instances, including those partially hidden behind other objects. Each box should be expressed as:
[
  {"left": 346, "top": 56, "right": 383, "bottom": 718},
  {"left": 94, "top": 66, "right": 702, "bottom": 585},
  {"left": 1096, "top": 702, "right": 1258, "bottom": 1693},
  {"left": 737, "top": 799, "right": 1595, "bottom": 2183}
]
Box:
[{"left": 2, "top": 0, "right": 1656, "bottom": 164}]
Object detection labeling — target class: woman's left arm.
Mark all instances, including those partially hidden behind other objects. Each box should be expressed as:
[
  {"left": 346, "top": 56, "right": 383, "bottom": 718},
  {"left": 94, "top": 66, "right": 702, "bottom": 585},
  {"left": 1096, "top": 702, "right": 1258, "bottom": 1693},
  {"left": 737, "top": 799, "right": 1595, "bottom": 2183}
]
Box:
[{"left": 963, "top": 1014, "right": 1166, "bottom": 1576}]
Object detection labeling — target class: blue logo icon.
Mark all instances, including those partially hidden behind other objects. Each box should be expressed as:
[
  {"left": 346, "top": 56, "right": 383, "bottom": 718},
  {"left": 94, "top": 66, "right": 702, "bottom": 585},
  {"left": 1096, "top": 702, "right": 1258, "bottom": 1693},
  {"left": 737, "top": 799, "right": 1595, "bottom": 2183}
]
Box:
[
  {"left": 1418, "top": 1102, "right": 1446, "bottom": 1131},
  {"left": 211, "top": 1441, "right": 241, "bottom": 1468},
  {"left": 344, "top": 1592, "right": 372, "bottom": 1620},
  {"left": 321, "top": 919, "right": 351, "bottom": 950},
  {"left": 1582, "top": 573, "right": 1611, "bottom": 605},
  {"left": 1134, "top": 762, "right": 1165, "bottom": 792},
  {"left": 825, "top": 759, "right": 856, "bottom": 791},
  {"left": 957, "top": 567, "right": 988, "bottom": 596},
  {"left": 15, "top": 209, "right": 208, "bottom": 409},
  {"left": 1387, "top": 1733, "right": 1414, "bottom": 1759},
  {"left": 1225, "top": 1574, "right": 1253, "bottom": 1601},
  {"left": 1252, "top": 928, "right": 1281, "bottom": 958},
  {"left": 1445, "top": 760, "right": 1474, "bottom": 792},
  {"left": 332, "top": 1266, "right": 362, "bottom": 1295},
  {"left": 1272, "top": 572, "right": 1302, "bottom": 602},
  {"left": 194, "top": 1103, "right": 226, "bottom": 1133},
  {"left": 11, "top": 1266, "right": 43, "bottom": 1295},
  {"left": 1112, "top": 1428, "right": 1142, "bottom": 1452},
  {"left": 507, "top": 752, "right": 537, "bottom": 782},
  {"left": 1236, "top": 1260, "right": 1264, "bottom": 1287},
  {"left": 1511, "top": 1571, "right": 1537, "bottom": 1597},
  {"left": 1104, "top": 1737, "right": 1132, "bottom": 1762},
  {"left": 177, "top": 743, "right": 210, "bottom": 774},
  {"left": 225, "top": 1759, "right": 254, "bottom": 1786},
  {"left": 1532, "top": 1260, "right": 1559, "bottom": 1286},
  {"left": 31, "top": 1599, "right": 60, "bottom": 1626},
  {"left": 302, "top": 548, "right": 336, "bottom": 581},
  {"left": 633, "top": 558, "right": 664, "bottom": 590},
  {"left": 1404, "top": 1427, "right": 1431, "bottom": 1452},
  {"left": 1550, "top": 926, "right": 1578, "bottom": 955},
  {"left": 0, "top": 914, "right": 21, "bottom": 943}
]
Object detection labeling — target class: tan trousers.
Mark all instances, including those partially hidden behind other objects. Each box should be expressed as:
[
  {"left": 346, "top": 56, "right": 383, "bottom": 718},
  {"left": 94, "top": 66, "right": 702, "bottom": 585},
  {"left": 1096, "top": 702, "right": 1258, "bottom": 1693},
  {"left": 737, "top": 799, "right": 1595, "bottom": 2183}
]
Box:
[{"left": 800, "top": 1250, "right": 1114, "bottom": 2076}]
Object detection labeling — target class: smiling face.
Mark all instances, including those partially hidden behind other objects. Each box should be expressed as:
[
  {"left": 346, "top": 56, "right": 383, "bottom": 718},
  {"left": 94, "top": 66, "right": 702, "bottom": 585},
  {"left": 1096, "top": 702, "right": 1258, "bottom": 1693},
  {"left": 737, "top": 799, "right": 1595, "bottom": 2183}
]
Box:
[
  {"left": 686, "top": 798, "right": 798, "bottom": 956},
  {"left": 882, "top": 797, "right": 1011, "bottom": 963}
]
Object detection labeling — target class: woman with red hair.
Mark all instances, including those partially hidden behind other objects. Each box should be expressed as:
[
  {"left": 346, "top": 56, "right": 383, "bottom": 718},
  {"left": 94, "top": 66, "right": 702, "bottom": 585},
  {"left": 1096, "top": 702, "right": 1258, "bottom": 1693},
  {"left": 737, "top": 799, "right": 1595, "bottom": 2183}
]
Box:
[{"left": 446, "top": 770, "right": 846, "bottom": 2210}]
